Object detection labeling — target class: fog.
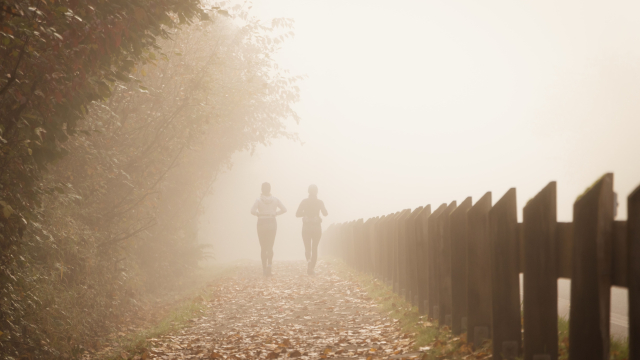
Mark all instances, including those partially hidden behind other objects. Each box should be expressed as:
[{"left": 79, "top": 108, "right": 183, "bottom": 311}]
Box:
[{"left": 199, "top": 0, "right": 640, "bottom": 262}]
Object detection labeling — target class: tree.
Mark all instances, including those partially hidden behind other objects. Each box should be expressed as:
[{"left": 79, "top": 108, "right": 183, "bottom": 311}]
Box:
[{"left": 0, "top": 2, "right": 300, "bottom": 357}]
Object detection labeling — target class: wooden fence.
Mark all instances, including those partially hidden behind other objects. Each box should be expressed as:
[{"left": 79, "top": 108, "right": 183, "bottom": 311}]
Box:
[{"left": 322, "top": 173, "right": 640, "bottom": 360}]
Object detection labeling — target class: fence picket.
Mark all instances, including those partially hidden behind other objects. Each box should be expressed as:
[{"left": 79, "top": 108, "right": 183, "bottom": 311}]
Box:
[
  {"left": 523, "top": 182, "right": 557, "bottom": 360},
  {"left": 386, "top": 212, "right": 400, "bottom": 288},
  {"left": 373, "top": 215, "right": 386, "bottom": 280},
  {"left": 489, "top": 188, "right": 521, "bottom": 360},
  {"left": 451, "top": 197, "right": 472, "bottom": 335},
  {"left": 569, "top": 173, "right": 614, "bottom": 360},
  {"left": 467, "top": 192, "right": 493, "bottom": 348},
  {"left": 629, "top": 184, "right": 640, "bottom": 360},
  {"left": 393, "top": 210, "right": 411, "bottom": 293},
  {"left": 417, "top": 205, "right": 437, "bottom": 314},
  {"left": 406, "top": 207, "right": 424, "bottom": 305},
  {"left": 439, "top": 201, "right": 458, "bottom": 327},
  {"left": 399, "top": 209, "right": 419, "bottom": 300},
  {"left": 428, "top": 204, "right": 448, "bottom": 320}
]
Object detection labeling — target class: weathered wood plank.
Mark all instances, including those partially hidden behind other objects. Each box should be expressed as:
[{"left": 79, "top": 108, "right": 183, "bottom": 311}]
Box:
[
  {"left": 467, "top": 192, "right": 492, "bottom": 349},
  {"left": 392, "top": 210, "right": 411, "bottom": 294},
  {"left": 569, "top": 173, "right": 614, "bottom": 360},
  {"left": 374, "top": 215, "right": 386, "bottom": 280},
  {"left": 523, "top": 182, "right": 557, "bottom": 360},
  {"left": 355, "top": 219, "right": 365, "bottom": 271},
  {"left": 406, "top": 207, "right": 424, "bottom": 305},
  {"left": 386, "top": 212, "right": 400, "bottom": 287},
  {"left": 439, "top": 201, "right": 457, "bottom": 327},
  {"left": 389, "top": 214, "right": 398, "bottom": 291},
  {"left": 378, "top": 214, "right": 391, "bottom": 284},
  {"left": 366, "top": 218, "right": 377, "bottom": 274},
  {"left": 343, "top": 221, "right": 353, "bottom": 266},
  {"left": 451, "top": 197, "right": 472, "bottom": 335},
  {"left": 628, "top": 184, "right": 640, "bottom": 360},
  {"left": 417, "top": 205, "right": 436, "bottom": 315},
  {"left": 399, "top": 208, "right": 422, "bottom": 301},
  {"left": 489, "top": 188, "right": 521, "bottom": 360},
  {"left": 428, "top": 204, "right": 448, "bottom": 320}
]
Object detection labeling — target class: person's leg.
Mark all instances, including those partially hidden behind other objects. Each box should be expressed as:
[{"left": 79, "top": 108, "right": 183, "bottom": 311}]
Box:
[
  {"left": 257, "top": 221, "right": 268, "bottom": 274},
  {"left": 302, "top": 225, "right": 312, "bottom": 262},
  {"left": 265, "top": 219, "right": 277, "bottom": 274},
  {"left": 266, "top": 231, "right": 275, "bottom": 267},
  {"left": 310, "top": 225, "right": 322, "bottom": 271}
]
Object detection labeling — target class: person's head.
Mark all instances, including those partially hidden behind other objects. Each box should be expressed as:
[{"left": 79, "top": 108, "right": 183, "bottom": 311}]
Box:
[
  {"left": 308, "top": 184, "right": 318, "bottom": 198},
  {"left": 261, "top": 182, "right": 271, "bottom": 196}
]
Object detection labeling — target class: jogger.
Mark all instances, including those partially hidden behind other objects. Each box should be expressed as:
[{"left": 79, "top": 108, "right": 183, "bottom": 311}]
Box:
[
  {"left": 251, "top": 182, "right": 287, "bottom": 276},
  {"left": 296, "top": 184, "right": 328, "bottom": 275}
]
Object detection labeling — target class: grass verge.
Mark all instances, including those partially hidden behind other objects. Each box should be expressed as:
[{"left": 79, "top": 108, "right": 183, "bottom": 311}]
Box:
[
  {"left": 329, "top": 259, "right": 491, "bottom": 359},
  {"left": 557, "top": 316, "right": 628, "bottom": 360},
  {"left": 330, "top": 259, "right": 629, "bottom": 360}
]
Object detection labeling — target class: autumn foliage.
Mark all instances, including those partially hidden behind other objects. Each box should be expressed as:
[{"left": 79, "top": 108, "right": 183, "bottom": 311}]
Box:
[{"left": 0, "top": 1, "right": 299, "bottom": 357}]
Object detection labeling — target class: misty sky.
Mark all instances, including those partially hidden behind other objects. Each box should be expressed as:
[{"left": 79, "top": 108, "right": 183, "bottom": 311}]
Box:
[{"left": 200, "top": 0, "right": 640, "bottom": 262}]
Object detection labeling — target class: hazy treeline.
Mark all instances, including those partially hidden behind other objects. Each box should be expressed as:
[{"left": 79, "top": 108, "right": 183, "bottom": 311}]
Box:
[{"left": 0, "top": 1, "right": 299, "bottom": 357}]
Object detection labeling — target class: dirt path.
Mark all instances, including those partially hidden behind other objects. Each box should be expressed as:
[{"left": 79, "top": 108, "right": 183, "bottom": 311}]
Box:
[{"left": 140, "top": 261, "right": 419, "bottom": 359}]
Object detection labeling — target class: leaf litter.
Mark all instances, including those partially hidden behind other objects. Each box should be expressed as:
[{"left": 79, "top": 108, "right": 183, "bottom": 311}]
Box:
[{"left": 107, "top": 261, "right": 425, "bottom": 360}]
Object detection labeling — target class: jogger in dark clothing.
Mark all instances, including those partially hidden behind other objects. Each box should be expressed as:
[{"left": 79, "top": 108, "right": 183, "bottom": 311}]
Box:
[
  {"left": 251, "top": 182, "right": 286, "bottom": 276},
  {"left": 296, "top": 184, "right": 328, "bottom": 275}
]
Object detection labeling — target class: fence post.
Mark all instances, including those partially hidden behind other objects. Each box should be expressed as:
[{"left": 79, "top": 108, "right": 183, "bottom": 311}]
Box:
[
  {"left": 569, "top": 173, "right": 614, "bottom": 360},
  {"left": 467, "top": 192, "right": 492, "bottom": 349},
  {"left": 348, "top": 221, "right": 356, "bottom": 267},
  {"left": 396, "top": 209, "right": 411, "bottom": 295},
  {"left": 439, "top": 201, "right": 457, "bottom": 327},
  {"left": 368, "top": 218, "right": 374, "bottom": 273},
  {"left": 382, "top": 214, "right": 393, "bottom": 285},
  {"left": 428, "top": 204, "right": 448, "bottom": 320},
  {"left": 391, "top": 213, "right": 400, "bottom": 293},
  {"left": 365, "top": 218, "right": 372, "bottom": 274},
  {"left": 338, "top": 222, "right": 344, "bottom": 262},
  {"left": 353, "top": 220, "right": 359, "bottom": 268},
  {"left": 398, "top": 209, "right": 415, "bottom": 299},
  {"left": 629, "top": 184, "right": 640, "bottom": 360},
  {"left": 405, "top": 207, "right": 424, "bottom": 305},
  {"left": 489, "top": 188, "right": 521, "bottom": 360},
  {"left": 451, "top": 197, "right": 472, "bottom": 335},
  {"left": 523, "top": 182, "right": 557, "bottom": 360},
  {"left": 391, "top": 210, "right": 409, "bottom": 293},
  {"left": 409, "top": 206, "right": 429, "bottom": 307},
  {"left": 386, "top": 212, "right": 399, "bottom": 288},
  {"left": 373, "top": 216, "right": 385, "bottom": 279},
  {"left": 417, "top": 205, "right": 436, "bottom": 315}
]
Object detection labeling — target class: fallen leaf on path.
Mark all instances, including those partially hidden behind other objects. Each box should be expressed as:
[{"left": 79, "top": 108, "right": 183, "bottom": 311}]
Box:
[{"left": 105, "top": 261, "right": 415, "bottom": 360}]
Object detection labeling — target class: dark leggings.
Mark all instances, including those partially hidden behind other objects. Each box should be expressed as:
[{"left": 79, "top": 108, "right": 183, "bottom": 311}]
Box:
[
  {"left": 257, "top": 218, "right": 277, "bottom": 268},
  {"left": 302, "top": 223, "right": 322, "bottom": 269}
]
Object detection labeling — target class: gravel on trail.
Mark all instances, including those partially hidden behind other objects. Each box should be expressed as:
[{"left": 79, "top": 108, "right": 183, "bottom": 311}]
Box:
[{"left": 140, "top": 261, "right": 421, "bottom": 360}]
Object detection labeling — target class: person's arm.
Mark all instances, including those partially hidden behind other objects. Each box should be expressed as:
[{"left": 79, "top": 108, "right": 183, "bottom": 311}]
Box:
[
  {"left": 296, "top": 199, "right": 306, "bottom": 218},
  {"left": 250, "top": 199, "right": 260, "bottom": 216},
  {"left": 276, "top": 199, "right": 287, "bottom": 216},
  {"left": 320, "top": 200, "right": 328, "bottom": 216}
]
